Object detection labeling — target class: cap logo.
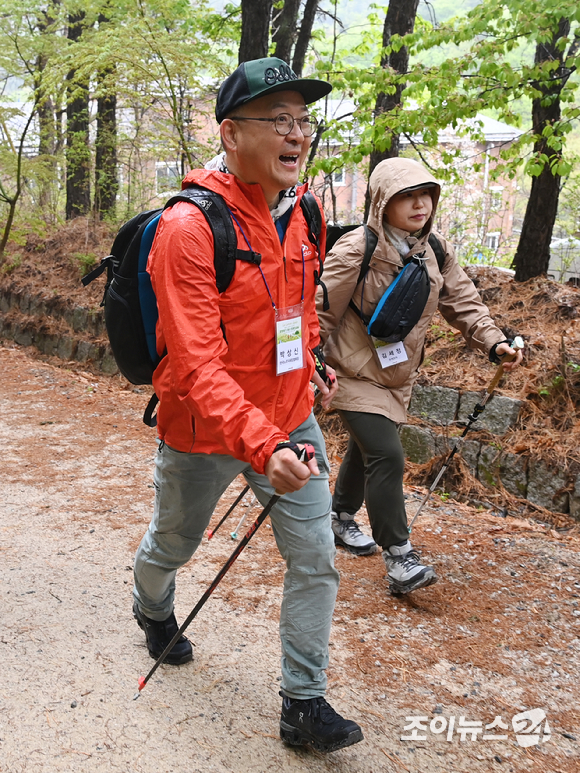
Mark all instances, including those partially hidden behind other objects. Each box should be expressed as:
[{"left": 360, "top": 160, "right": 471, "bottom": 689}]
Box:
[{"left": 264, "top": 63, "right": 298, "bottom": 86}]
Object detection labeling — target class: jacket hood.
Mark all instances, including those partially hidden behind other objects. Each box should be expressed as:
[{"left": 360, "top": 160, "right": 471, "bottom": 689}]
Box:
[{"left": 367, "top": 158, "right": 441, "bottom": 241}]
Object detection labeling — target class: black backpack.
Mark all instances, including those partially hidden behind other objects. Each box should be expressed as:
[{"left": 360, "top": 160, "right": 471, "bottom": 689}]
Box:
[{"left": 83, "top": 185, "right": 322, "bottom": 425}]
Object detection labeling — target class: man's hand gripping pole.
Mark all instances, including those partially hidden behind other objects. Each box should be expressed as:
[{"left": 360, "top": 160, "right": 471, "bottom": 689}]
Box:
[
  {"left": 408, "top": 337, "right": 524, "bottom": 533},
  {"left": 133, "top": 443, "right": 315, "bottom": 700}
]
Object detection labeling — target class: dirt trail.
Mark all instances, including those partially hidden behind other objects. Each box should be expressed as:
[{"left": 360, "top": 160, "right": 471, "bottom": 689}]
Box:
[{"left": 1, "top": 342, "right": 579, "bottom": 773}]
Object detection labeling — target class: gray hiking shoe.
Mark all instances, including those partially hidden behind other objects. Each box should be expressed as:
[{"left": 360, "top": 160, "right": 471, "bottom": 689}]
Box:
[
  {"left": 383, "top": 540, "right": 438, "bottom": 595},
  {"left": 331, "top": 511, "right": 377, "bottom": 556}
]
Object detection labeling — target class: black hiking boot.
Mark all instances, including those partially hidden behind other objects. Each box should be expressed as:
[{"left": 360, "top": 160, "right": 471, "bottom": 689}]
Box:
[
  {"left": 280, "top": 692, "right": 363, "bottom": 753},
  {"left": 133, "top": 603, "right": 193, "bottom": 665}
]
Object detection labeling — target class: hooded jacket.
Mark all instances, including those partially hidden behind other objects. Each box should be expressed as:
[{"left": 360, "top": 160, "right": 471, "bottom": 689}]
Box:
[
  {"left": 148, "top": 169, "right": 325, "bottom": 473},
  {"left": 316, "top": 157, "right": 506, "bottom": 423}
]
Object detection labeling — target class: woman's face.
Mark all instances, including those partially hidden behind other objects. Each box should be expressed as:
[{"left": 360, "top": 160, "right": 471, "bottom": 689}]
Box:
[{"left": 384, "top": 187, "right": 434, "bottom": 232}]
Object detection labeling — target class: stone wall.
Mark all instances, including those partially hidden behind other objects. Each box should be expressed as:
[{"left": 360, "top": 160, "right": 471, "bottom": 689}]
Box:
[
  {"left": 404, "top": 384, "right": 577, "bottom": 517},
  {"left": 0, "top": 284, "right": 118, "bottom": 374},
  {"left": 1, "top": 284, "right": 576, "bottom": 518}
]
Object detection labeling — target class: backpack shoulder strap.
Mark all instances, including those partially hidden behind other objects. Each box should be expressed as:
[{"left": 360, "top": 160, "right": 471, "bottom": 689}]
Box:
[
  {"left": 356, "top": 225, "right": 379, "bottom": 285},
  {"left": 347, "top": 225, "right": 379, "bottom": 319},
  {"left": 428, "top": 233, "right": 446, "bottom": 272},
  {"left": 300, "top": 190, "right": 322, "bottom": 250},
  {"left": 165, "top": 186, "right": 261, "bottom": 293},
  {"left": 299, "top": 190, "right": 330, "bottom": 311}
]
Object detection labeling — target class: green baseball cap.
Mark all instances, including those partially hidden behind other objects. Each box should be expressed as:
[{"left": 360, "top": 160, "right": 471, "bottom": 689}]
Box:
[{"left": 215, "top": 57, "right": 332, "bottom": 123}]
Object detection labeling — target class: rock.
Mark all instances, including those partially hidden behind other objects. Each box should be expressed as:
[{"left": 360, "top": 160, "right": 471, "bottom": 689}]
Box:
[
  {"left": 72, "top": 306, "right": 89, "bottom": 332},
  {"left": 76, "top": 340, "right": 92, "bottom": 362},
  {"left": 399, "top": 425, "right": 436, "bottom": 464},
  {"left": 478, "top": 444, "right": 501, "bottom": 487},
  {"left": 57, "top": 336, "right": 76, "bottom": 361},
  {"left": 36, "top": 332, "right": 55, "bottom": 356},
  {"left": 18, "top": 292, "right": 30, "bottom": 315},
  {"left": 100, "top": 349, "right": 119, "bottom": 375},
  {"left": 13, "top": 325, "right": 33, "bottom": 348},
  {"left": 408, "top": 385, "right": 459, "bottom": 425},
  {"left": 499, "top": 451, "right": 528, "bottom": 498},
  {"left": 89, "top": 310, "right": 105, "bottom": 337},
  {"left": 568, "top": 474, "right": 580, "bottom": 521},
  {"left": 460, "top": 439, "right": 481, "bottom": 473},
  {"left": 527, "top": 459, "right": 569, "bottom": 513},
  {"left": 430, "top": 434, "right": 480, "bottom": 475},
  {"left": 458, "top": 391, "right": 523, "bottom": 435},
  {"left": 87, "top": 343, "right": 105, "bottom": 364}
]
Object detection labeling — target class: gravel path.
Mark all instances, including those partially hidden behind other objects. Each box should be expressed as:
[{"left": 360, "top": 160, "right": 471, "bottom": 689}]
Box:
[{"left": 1, "top": 342, "right": 579, "bottom": 772}]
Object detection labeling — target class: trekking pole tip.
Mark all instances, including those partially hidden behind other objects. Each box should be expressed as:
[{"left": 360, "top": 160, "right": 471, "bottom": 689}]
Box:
[
  {"left": 230, "top": 532, "right": 237, "bottom": 540},
  {"left": 207, "top": 529, "right": 214, "bottom": 540},
  {"left": 133, "top": 676, "right": 147, "bottom": 699}
]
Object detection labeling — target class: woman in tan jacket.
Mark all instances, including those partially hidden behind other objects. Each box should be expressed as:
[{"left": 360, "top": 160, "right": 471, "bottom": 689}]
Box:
[{"left": 316, "top": 157, "right": 522, "bottom": 594}]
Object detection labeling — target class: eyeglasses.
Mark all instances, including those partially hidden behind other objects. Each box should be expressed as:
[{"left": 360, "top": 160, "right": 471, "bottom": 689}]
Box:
[{"left": 228, "top": 113, "right": 318, "bottom": 137}]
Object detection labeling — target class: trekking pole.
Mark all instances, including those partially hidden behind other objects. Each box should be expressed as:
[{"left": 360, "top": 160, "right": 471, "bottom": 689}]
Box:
[
  {"left": 134, "top": 443, "right": 315, "bottom": 699},
  {"left": 230, "top": 494, "right": 256, "bottom": 540},
  {"left": 206, "top": 484, "right": 251, "bottom": 540},
  {"left": 408, "top": 336, "right": 524, "bottom": 533}
]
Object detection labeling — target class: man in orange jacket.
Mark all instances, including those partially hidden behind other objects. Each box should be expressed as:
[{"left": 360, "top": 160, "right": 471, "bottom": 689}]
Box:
[{"left": 132, "top": 58, "right": 363, "bottom": 754}]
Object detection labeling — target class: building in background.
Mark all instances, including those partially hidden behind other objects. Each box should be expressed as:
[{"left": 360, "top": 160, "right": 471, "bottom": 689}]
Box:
[{"left": 309, "top": 99, "right": 523, "bottom": 265}]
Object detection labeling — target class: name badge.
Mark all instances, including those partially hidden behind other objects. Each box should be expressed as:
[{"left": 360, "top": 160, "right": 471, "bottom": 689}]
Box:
[
  {"left": 372, "top": 338, "right": 408, "bottom": 369},
  {"left": 276, "top": 302, "right": 305, "bottom": 375}
]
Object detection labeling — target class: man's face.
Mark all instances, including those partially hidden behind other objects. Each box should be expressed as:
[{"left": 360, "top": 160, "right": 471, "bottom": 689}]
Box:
[
  {"left": 384, "top": 188, "right": 434, "bottom": 233},
  {"left": 222, "top": 91, "right": 312, "bottom": 206}
]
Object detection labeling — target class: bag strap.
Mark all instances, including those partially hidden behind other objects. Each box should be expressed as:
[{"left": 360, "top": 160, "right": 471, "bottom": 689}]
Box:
[
  {"left": 428, "top": 233, "right": 446, "bottom": 271},
  {"left": 300, "top": 190, "right": 322, "bottom": 251},
  {"left": 143, "top": 186, "right": 254, "bottom": 428},
  {"left": 165, "top": 186, "right": 261, "bottom": 292},
  {"left": 143, "top": 393, "right": 160, "bottom": 428},
  {"left": 356, "top": 225, "right": 379, "bottom": 285},
  {"left": 347, "top": 225, "right": 379, "bottom": 318},
  {"left": 300, "top": 190, "right": 329, "bottom": 311}
]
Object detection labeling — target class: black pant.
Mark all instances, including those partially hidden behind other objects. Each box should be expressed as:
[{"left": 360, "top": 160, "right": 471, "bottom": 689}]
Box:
[{"left": 332, "top": 410, "right": 410, "bottom": 550}]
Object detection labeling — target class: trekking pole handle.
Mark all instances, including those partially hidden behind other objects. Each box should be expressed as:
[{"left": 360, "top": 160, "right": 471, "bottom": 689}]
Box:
[
  {"left": 486, "top": 336, "right": 524, "bottom": 395},
  {"left": 469, "top": 337, "right": 524, "bottom": 418},
  {"left": 296, "top": 443, "right": 315, "bottom": 463}
]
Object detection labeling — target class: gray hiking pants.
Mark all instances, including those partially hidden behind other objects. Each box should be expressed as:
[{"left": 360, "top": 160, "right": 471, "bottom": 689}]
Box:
[{"left": 133, "top": 412, "right": 338, "bottom": 699}]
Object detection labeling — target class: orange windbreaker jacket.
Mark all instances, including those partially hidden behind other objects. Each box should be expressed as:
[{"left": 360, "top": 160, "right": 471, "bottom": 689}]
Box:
[{"left": 147, "top": 169, "right": 325, "bottom": 474}]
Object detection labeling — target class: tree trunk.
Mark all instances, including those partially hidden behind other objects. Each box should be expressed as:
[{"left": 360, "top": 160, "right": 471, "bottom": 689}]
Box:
[
  {"left": 292, "top": 0, "right": 319, "bottom": 76},
  {"left": 35, "top": 6, "right": 59, "bottom": 212},
  {"left": 37, "top": 96, "right": 56, "bottom": 159},
  {"left": 238, "top": 0, "right": 273, "bottom": 64},
  {"left": 94, "top": 87, "right": 117, "bottom": 219},
  {"left": 66, "top": 11, "right": 91, "bottom": 220},
  {"left": 273, "top": 0, "right": 302, "bottom": 64},
  {"left": 0, "top": 104, "right": 36, "bottom": 259},
  {"left": 364, "top": 0, "right": 420, "bottom": 220},
  {"left": 512, "top": 19, "right": 571, "bottom": 282},
  {"left": 93, "top": 10, "right": 118, "bottom": 220}
]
